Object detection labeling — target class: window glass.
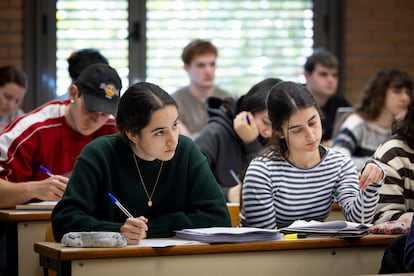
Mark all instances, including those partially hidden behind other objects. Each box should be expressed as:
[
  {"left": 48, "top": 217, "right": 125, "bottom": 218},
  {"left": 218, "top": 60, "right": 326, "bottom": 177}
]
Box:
[
  {"left": 56, "top": 0, "right": 129, "bottom": 97},
  {"left": 55, "top": 0, "right": 313, "bottom": 97},
  {"left": 146, "top": 0, "right": 313, "bottom": 95}
]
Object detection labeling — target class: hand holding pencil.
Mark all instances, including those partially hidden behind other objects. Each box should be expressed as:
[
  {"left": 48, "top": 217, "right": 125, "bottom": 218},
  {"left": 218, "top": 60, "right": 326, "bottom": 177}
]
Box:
[
  {"left": 358, "top": 162, "right": 383, "bottom": 190},
  {"left": 233, "top": 111, "right": 258, "bottom": 143}
]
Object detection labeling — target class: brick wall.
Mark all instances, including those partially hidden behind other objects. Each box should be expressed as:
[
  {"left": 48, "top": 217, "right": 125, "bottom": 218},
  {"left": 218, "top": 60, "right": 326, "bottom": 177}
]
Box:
[
  {"left": 0, "top": 1, "right": 413, "bottom": 105},
  {"left": 343, "top": 0, "right": 414, "bottom": 104},
  {"left": 0, "top": 0, "right": 23, "bottom": 67}
]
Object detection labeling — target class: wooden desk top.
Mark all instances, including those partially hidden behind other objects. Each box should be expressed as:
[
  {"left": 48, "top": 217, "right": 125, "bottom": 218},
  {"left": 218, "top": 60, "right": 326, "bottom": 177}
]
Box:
[
  {"left": 0, "top": 209, "right": 51, "bottom": 222},
  {"left": 34, "top": 234, "right": 398, "bottom": 261}
]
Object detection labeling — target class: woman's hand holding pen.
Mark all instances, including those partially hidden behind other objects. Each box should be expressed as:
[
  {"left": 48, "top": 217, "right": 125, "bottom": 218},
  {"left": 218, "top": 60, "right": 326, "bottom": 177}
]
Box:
[
  {"left": 120, "top": 216, "right": 148, "bottom": 245},
  {"left": 359, "top": 162, "right": 383, "bottom": 190},
  {"left": 233, "top": 111, "right": 258, "bottom": 143}
]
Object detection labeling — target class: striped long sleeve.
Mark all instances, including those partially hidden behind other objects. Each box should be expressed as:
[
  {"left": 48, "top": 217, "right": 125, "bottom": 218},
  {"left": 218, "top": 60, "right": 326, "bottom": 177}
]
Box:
[
  {"left": 240, "top": 147, "right": 381, "bottom": 229},
  {"left": 373, "top": 137, "right": 414, "bottom": 224}
]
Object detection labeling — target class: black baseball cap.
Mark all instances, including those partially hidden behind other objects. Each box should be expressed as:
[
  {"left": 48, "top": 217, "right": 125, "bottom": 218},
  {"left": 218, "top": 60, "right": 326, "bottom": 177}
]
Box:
[{"left": 75, "top": 63, "right": 122, "bottom": 115}]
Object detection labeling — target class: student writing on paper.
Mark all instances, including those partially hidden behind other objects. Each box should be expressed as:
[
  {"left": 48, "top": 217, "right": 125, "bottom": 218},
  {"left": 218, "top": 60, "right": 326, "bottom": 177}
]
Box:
[
  {"left": 0, "top": 64, "right": 121, "bottom": 209},
  {"left": 195, "top": 78, "right": 281, "bottom": 202},
  {"left": 0, "top": 64, "right": 121, "bottom": 273},
  {"left": 52, "top": 82, "right": 231, "bottom": 245},
  {"left": 240, "top": 81, "right": 384, "bottom": 229}
]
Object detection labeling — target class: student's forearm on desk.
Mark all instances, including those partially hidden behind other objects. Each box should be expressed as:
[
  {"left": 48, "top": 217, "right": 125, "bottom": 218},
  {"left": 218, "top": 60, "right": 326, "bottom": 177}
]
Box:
[{"left": 0, "top": 179, "right": 34, "bottom": 208}]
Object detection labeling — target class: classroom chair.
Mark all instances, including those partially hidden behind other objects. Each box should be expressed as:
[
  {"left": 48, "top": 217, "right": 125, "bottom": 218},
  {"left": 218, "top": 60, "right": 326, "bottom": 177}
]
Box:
[{"left": 227, "top": 203, "right": 241, "bottom": 227}]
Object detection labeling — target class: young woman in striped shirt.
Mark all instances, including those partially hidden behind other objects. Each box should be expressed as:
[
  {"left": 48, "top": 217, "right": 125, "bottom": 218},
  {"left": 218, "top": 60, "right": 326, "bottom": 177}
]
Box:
[{"left": 240, "top": 81, "right": 384, "bottom": 229}]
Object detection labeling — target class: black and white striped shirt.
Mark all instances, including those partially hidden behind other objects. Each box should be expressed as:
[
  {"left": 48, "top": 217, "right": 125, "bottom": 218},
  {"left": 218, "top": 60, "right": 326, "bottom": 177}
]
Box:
[
  {"left": 373, "top": 136, "right": 414, "bottom": 224},
  {"left": 240, "top": 146, "right": 381, "bottom": 229}
]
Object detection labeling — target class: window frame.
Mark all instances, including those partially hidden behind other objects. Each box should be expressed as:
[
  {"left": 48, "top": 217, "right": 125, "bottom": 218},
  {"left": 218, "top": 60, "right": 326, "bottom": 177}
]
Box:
[{"left": 23, "top": 0, "right": 342, "bottom": 111}]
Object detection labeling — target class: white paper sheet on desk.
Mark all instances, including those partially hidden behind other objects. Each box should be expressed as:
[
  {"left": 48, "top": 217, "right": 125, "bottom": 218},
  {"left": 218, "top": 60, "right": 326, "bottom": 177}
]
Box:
[
  {"left": 15, "top": 201, "right": 58, "bottom": 210},
  {"left": 281, "top": 220, "right": 372, "bottom": 235},
  {"left": 26, "top": 201, "right": 58, "bottom": 206},
  {"left": 132, "top": 239, "right": 201, "bottom": 247},
  {"left": 175, "top": 227, "right": 282, "bottom": 243}
]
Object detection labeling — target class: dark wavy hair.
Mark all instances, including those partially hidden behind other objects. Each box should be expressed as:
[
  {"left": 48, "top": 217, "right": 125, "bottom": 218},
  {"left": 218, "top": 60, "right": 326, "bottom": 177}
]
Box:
[
  {"left": 215, "top": 78, "right": 283, "bottom": 121},
  {"left": 116, "top": 82, "right": 177, "bottom": 142},
  {"left": 235, "top": 77, "right": 282, "bottom": 115},
  {"left": 263, "top": 81, "right": 323, "bottom": 159},
  {"left": 393, "top": 95, "right": 414, "bottom": 149},
  {"left": 356, "top": 69, "right": 413, "bottom": 120}
]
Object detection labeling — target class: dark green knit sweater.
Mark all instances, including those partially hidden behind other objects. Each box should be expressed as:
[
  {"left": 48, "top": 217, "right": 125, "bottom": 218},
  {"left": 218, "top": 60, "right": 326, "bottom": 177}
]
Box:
[{"left": 52, "top": 134, "right": 231, "bottom": 241}]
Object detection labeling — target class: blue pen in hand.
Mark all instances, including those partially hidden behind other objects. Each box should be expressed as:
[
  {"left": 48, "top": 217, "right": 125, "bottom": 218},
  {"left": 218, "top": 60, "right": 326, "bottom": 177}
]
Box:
[
  {"left": 245, "top": 114, "right": 251, "bottom": 125},
  {"left": 108, "top": 192, "right": 133, "bottom": 218},
  {"left": 39, "top": 165, "right": 54, "bottom": 177}
]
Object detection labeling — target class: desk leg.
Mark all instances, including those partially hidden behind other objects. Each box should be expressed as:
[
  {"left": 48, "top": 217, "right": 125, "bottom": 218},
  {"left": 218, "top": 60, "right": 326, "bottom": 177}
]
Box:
[
  {"left": 39, "top": 255, "right": 71, "bottom": 276},
  {"left": 18, "top": 221, "right": 49, "bottom": 276},
  {"left": 5, "top": 222, "right": 17, "bottom": 276}
]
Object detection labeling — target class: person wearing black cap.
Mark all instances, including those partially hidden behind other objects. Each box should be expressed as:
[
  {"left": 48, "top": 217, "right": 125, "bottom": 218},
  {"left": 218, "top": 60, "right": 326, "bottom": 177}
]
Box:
[{"left": 0, "top": 63, "right": 121, "bottom": 209}]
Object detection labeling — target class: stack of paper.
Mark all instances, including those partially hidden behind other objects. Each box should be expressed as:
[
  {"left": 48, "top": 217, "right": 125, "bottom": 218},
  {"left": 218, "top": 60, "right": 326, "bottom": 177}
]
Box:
[
  {"left": 280, "top": 220, "right": 371, "bottom": 237},
  {"left": 15, "top": 201, "right": 57, "bottom": 211},
  {"left": 175, "top": 227, "right": 282, "bottom": 243}
]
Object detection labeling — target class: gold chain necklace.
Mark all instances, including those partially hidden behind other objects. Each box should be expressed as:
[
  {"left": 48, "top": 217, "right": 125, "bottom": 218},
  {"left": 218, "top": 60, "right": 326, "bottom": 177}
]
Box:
[{"left": 133, "top": 153, "right": 164, "bottom": 207}]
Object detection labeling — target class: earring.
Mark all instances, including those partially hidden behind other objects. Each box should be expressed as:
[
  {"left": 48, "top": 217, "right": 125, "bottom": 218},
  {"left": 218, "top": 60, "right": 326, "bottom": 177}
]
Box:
[{"left": 70, "top": 99, "right": 74, "bottom": 104}]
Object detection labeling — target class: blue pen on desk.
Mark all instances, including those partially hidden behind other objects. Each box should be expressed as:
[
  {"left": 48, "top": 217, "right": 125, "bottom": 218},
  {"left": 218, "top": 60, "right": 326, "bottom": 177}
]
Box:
[
  {"left": 39, "top": 165, "right": 54, "bottom": 177},
  {"left": 108, "top": 192, "right": 133, "bottom": 218},
  {"left": 230, "top": 169, "right": 241, "bottom": 184},
  {"left": 245, "top": 114, "right": 251, "bottom": 125}
]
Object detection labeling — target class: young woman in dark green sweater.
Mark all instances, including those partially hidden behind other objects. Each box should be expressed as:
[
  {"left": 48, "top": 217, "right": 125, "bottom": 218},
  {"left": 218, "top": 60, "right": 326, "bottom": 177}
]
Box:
[{"left": 52, "top": 82, "right": 231, "bottom": 244}]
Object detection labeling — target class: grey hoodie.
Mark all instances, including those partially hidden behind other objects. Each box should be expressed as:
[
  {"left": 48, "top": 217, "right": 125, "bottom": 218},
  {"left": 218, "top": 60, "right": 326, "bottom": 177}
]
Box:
[{"left": 195, "top": 96, "right": 265, "bottom": 201}]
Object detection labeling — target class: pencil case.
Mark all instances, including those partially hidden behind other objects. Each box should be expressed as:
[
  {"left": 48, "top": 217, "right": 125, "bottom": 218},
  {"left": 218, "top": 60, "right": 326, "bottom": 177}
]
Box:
[{"left": 61, "top": 231, "right": 127, "bottom": 248}]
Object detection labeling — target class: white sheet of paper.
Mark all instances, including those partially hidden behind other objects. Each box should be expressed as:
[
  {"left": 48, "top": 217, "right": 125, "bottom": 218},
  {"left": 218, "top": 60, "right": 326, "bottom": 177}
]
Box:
[
  {"left": 25, "top": 201, "right": 58, "bottom": 206},
  {"left": 131, "top": 238, "right": 202, "bottom": 247}
]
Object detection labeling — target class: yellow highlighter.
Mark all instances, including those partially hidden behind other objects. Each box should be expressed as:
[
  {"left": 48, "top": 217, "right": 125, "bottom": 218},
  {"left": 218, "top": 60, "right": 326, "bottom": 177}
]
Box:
[
  {"left": 284, "top": 233, "right": 307, "bottom": 240},
  {"left": 284, "top": 233, "right": 298, "bottom": 240}
]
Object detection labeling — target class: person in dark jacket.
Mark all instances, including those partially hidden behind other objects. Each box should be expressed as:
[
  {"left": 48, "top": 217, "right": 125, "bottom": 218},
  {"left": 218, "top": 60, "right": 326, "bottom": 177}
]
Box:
[{"left": 195, "top": 78, "right": 281, "bottom": 202}]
